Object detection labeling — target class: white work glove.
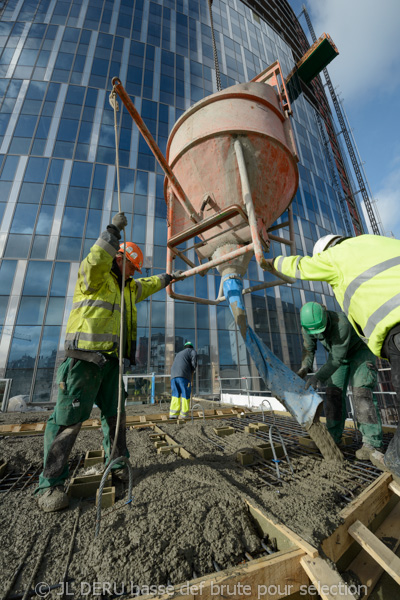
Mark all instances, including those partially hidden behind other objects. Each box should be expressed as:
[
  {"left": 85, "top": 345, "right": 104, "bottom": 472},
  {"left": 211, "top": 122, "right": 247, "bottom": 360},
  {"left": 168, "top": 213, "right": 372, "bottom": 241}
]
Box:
[{"left": 112, "top": 212, "right": 128, "bottom": 231}]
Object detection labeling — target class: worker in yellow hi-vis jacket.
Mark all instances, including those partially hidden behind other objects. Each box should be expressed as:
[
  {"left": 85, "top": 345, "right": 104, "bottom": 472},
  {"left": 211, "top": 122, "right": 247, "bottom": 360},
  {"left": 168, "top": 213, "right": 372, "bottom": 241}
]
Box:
[
  {"left": 266, "top": 233, "right": 400, "bottom": 480},
  {"left": 35, "top": 212, "right": 183, "bottom": 513}
]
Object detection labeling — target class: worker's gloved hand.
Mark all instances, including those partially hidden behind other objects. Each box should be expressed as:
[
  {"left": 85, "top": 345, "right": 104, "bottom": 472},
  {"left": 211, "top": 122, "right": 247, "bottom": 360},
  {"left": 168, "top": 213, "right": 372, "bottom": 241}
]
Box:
[
  {"left": 170, "top": 270, "right": 185, "bottom": 281},
  {"left": 158, "top": 273, "right": 173, "bottom": 288},
  {"left": 305, "top": 374, "right": 321, "bottom": 390},
  {"left": 112, "top": 212, "right": 128, "bottom": 231},
  {"left": 296, "top": 366, "right": 309, "bottom": 379},
  {"left": 264, "top": 258, "right": 275, "bottom": 272}
]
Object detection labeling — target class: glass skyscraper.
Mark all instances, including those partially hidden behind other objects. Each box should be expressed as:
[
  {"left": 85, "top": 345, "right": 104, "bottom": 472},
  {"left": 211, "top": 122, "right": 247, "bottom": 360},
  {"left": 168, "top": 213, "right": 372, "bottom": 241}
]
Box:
[{"left": 0, "top": 0, "right": 359, "bottom": 404}]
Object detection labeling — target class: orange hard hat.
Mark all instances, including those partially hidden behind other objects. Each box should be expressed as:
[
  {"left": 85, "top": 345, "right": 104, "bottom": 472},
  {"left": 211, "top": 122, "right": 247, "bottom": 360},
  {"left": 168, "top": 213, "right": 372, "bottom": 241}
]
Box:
[{"left": 119, "top": 242, "right": 143, "bottom": 273}]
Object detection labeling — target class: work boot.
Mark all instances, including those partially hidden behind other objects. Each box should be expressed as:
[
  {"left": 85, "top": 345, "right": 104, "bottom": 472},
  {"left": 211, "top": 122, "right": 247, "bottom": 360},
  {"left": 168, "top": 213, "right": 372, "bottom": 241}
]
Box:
[
  {"left": 112, "top": 467, "right": 130, "bottom": 483},
  {"left": 37, "top": 486, "right": 69, "bottom": 513},
  {"left": 370, "top": 450, "right": 390, "bottom": 472},
  {"left": 355, "top": 444, "right": 375, "bottom": 461}
]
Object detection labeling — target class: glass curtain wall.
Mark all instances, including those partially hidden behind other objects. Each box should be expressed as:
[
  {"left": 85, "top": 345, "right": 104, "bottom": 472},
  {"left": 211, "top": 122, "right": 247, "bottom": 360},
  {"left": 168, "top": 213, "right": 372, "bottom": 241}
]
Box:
[{"left": 0, "top": 0, "right": 348, "bottom": 402}]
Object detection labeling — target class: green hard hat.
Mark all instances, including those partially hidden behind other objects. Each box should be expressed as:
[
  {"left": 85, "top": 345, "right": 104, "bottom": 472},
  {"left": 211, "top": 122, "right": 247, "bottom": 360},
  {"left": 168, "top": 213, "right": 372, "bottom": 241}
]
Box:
[
  {"left": 300, "top": 302, "right": 327, "bottom": 334},
  {"left": 184, "top": 341, "right": 193, "bottom": 348}
]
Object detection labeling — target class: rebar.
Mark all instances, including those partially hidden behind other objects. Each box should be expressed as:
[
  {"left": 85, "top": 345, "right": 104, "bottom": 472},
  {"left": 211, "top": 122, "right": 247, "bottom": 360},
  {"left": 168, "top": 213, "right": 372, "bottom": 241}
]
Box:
[
  {"left": 261, "top": 540, "right": 273, "bottom": 554},
  {"left": 18, "top": 465, "right": 41, "bottom": 494},
  {"left": 260, "top": 399, "right": 276, "bottom": 425},
  {"left": 1, "top": 540, "right": 34, "bottom": 600},
  {"left": 225, "top": 414, "right": 382, "bottom": 497},
  {"left": 195, "top": 433, "right": 224, "bottom": 452},
  {"left": 65, "top": 453, "right": 85, "bottom": 494},
  {"left": 269, "top": 424, "right": 294, "bottom": 479},
  {"left": 21, "top": 531, "right": 52, "bottom": 600},
  {"left": 191, "top": 403, "right": 205, "bottom": 423},
  {"left": 2, "top": 465, "right": 34, "bottom": 498},
  {"left": 95, "top": 456, "right": 133, "bottom": 538},
  {"left": 61, "top": 506, "right": 81, "bottom": 598},
  {"left": 212, "top": 560, "right": 221, "bottom": 572}
]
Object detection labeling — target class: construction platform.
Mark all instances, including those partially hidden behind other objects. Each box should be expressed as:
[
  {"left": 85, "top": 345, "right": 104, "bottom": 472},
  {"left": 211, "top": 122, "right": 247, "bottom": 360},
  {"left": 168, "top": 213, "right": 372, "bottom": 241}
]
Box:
[{"left": 0, "top": 403, "right": 398, "bottom": 599}]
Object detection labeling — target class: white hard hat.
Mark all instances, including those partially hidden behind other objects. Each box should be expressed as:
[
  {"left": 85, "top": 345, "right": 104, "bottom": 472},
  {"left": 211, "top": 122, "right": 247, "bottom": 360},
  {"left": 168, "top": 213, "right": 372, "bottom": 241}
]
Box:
[{"left": 313, "top": 235, "right": 343, "bottom": 256}]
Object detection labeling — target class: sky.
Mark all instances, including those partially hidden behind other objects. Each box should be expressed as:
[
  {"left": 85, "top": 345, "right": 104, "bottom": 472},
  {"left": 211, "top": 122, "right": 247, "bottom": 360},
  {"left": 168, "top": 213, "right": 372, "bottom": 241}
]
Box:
[{"left": 288, "top": 0, "right": 400, "bottom": 238}]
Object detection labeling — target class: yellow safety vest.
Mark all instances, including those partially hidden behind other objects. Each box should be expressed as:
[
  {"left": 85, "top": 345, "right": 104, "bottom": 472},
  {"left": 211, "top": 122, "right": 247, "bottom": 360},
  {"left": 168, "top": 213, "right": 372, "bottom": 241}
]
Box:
[
  {"left": 65, "top": 238, "right": 161, "bottom": 356},
  {"left": 273, "top": 234, "right": 400, "bottom": 357}
]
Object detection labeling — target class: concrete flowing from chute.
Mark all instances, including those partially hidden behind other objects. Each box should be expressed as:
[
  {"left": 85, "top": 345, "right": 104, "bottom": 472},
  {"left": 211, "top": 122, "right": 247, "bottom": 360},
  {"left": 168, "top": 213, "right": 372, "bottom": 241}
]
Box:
[{"left": 222, "top": 275, "right": 344, "bottom": 462}]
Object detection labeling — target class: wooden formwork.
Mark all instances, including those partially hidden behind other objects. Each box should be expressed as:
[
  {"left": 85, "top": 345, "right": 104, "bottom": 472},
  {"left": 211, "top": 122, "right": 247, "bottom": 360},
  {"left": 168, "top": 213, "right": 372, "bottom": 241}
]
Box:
[
  {"left": 136, "top": 473, "right": 400, "bottom": 600},
  {"left": 0, "top": 407, "right": 249, "bottom": 436}
]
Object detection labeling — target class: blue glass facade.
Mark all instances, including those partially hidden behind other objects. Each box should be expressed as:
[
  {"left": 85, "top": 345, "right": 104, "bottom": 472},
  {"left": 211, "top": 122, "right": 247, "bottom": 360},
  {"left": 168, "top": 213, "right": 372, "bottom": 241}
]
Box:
[{"left": 0, "top": 0, "right": 350, "bottom": 402}]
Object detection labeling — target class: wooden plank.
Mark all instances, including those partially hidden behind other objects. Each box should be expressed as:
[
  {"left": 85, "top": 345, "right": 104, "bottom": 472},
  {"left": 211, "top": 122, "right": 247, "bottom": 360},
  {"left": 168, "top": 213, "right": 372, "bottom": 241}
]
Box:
[
  {"left": 348, "top": 520, "right": 400, "bottom": 585},
  {"left": 245, "top": 499, "right": 318, "bottom": 558},
  {"left": 347, "top": 500, "right": 400, "bottom": 598},
  {"left": 300, "top": 556, "right": 357, "bottom": 599},
  {"left": 321, "top": 472, "right": 393, "bottom": 562},
  {"left": 138, "top": 548, "right": 308, "bottom": 600},
  {"left": 389, "top": 481, "right": 400, "bottom": 497},
  {"left": 152, "top": 425, "right": 195, "bottom": 460}
]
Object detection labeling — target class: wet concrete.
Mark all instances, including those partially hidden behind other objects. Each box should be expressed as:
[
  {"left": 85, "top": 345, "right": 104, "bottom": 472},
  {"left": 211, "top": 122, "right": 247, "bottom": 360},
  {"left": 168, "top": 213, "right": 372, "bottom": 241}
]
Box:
[
  {"left": 308, "top": 420, "right": 345, "bottom": 463},
  {"left": 0, "top": 410, "right": 376, "bottom": 598}
]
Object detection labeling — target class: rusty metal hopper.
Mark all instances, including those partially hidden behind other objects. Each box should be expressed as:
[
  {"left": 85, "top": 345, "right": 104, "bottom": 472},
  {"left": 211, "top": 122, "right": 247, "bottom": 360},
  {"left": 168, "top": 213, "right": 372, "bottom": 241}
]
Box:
[{"left": 165, "top": 80, "right": 299, "bottom": 261}]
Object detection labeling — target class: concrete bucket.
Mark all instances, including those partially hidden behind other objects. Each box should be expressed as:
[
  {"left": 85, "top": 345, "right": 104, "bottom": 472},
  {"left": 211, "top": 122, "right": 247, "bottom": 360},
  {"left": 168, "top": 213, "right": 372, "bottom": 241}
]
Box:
[{"left": 165, "top": 80, "right": 299, "bottom": 263}]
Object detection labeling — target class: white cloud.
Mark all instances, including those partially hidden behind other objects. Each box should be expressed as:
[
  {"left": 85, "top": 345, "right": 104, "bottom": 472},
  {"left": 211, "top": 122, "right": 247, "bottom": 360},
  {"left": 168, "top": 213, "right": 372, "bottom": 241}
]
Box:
[
  {"left": 369, "top": 155, "right": 400, "bottom": 238},
  {"left": 306, "top": 0, "right": 400, "bottom": 103}
]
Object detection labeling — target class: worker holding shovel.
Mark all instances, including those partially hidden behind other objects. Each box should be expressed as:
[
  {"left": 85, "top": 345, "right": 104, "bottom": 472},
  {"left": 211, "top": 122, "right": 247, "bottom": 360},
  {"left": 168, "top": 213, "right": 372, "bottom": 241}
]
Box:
[{"left": 297, "top": 302, "right": 383, "bottom": 460}]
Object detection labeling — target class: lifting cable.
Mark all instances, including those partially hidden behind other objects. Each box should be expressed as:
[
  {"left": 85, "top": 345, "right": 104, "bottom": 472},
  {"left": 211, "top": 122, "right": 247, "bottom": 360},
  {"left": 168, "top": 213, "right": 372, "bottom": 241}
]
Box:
[
  {"left": 108, "top": 87, "right": 126, "bottom": 466},
  {"left": 207, "top": 0, "right": 222, "bottom": 92}
]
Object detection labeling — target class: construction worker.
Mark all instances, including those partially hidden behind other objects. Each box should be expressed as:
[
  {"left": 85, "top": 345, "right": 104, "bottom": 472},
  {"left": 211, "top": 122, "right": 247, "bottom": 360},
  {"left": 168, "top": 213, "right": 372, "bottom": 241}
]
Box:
[
  {"left": 169, "top": 342, "right": 197, "bottom": 419},
  {"left": 36, "top": 212, "right": 183, "bottom": 512},
  {"left": 298, "top": 302, "right": 383, "bottom": 458},
  {"left": 267, "top": 233, "right": 400, "bottom": 478}
]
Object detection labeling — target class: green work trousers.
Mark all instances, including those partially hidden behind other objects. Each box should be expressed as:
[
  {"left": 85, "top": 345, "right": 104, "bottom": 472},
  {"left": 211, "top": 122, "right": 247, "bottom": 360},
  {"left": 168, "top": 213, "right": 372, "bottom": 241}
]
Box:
[
  {"left": 36, "top": 357, "right": 128, "bottom": 492},
  {"left": 324, "top": 345, "right": 383, "bottom": 448}
]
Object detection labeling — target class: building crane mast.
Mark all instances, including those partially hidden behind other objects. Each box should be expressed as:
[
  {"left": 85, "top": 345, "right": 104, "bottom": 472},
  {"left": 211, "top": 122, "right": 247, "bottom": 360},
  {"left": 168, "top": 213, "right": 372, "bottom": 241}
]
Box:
[{"left": 300, "top": 4, "right": 381, "bottom": 236}]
